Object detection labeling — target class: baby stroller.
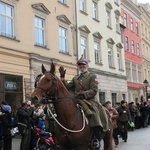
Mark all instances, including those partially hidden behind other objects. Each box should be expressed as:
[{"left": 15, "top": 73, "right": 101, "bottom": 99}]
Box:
[{"left": 32, "top": 127, "right": 55, "bottom": 150}]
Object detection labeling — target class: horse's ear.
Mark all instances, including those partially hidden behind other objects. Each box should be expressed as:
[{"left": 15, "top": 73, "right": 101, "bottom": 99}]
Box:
[
  {"left": 42, "top": 64, "right": 46, "bottom": 74},
  {"left": 50, "top": 62, "right": 55, "bottom": 74}
]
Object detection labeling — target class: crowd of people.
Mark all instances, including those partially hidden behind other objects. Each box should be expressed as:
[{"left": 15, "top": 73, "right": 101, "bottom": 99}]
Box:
[
  {"left": 103, "top": 99, "right": 150, "bottom": 148},
  {"left": 0, "top": 100, "right": 51, "bottom": 150}
]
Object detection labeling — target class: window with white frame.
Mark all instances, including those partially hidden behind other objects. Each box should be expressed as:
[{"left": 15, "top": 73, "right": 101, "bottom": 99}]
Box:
[
  {"left": 132, "top": 63, "right": 137, "bottom": 82},
  {"left": 131, "top": 40, "right": 135, "bottom": 54},
  {"left": 126, "top": 61, "right": 131, "bottom": 81},
  {"left": 125, "top": 36, "right": 129, "bottom": 51},
  {"left": 115, "top": 15, "right": 119, "bottom": 32},
  {"left": 136, "top": 22, "right": 139, "bottom": 35},
  {"left": 0, "top": 2, "right": 14, "bottom": 38},
  {"left": 112, "top": 93, "right": 117, "bottom": 107},
  {"left": 94, "top": 41, "right": 100, "bottom": 64},
  {"left": 106, "top": 10, "right": 111, "bottom": 27},
  {"left": 117, "top": 51, "right": 121, "bottom": 69},
  {"left": 59, "top": 26, "right": 67, "bottom": 53},
  {"left": 93, "top": 1, "right": 98, "bottom": 20},
  {"left": 80, "top": 0, "right": 86, "bottom": 12},
  {"left": 114, "top": 0, "right": 119, "bottom": 4},
  {"left": 145, "top": 28, "right": 147, "bottom": 38},
  {"left": 138, "top": 65, "right": 142, "bottom": 83},
  {"left": 137, "top": 43, "right": 140, "bottom": 56},
  {"left": 141, "top": 24, "right": 143, "bottom": 34},
  {"left": 130, "top": 18, "right": 134, "bottom": 31},
  {"left": 143, "top": 44, "right": 145, "bottom": 55},
  {"left": 80, "top": 36, "right": 87, "bottom": 58},
  {"left": 108, "top": 47, "right": 113, "bottom": 67},
  {"left": 124, "top": 13, "right": 127, "bottom": 27},
  {"left": 58, "top": 0, "right": 65, "bottom": 4},
  {"left": 34, "top": 16, "right": 46, "bottom": 47}
]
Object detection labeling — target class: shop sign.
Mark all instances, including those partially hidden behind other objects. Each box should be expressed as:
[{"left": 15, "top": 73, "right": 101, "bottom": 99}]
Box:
[{"left": 5, "top": 81, "right": 18, "bottom": 90}]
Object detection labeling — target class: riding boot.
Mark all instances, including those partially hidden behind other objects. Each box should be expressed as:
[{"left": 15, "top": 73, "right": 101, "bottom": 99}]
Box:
[{"left": 91, "top": 126, "right": 101, "bottom": 148}]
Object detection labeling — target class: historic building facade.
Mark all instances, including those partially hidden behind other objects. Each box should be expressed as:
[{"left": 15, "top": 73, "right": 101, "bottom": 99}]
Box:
[
  {"left": 75, "top": 0, "right": 128, "bottom": 106},
  {"left": 138, "top": 5, "right": 150, "bottom": 100},
  {"left": 0, "top": 0, "right": 77, "bottom": 109},
  {"left": 121, "top": 0, "right": 143, "bottom": 103}
]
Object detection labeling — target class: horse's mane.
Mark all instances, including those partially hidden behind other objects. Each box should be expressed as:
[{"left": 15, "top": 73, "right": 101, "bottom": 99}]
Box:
[{"left": 56, "top": 75, "right": 71, "bottom": 96}]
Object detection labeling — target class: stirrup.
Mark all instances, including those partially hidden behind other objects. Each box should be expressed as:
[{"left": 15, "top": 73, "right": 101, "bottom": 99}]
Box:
[{"left": 91, "top": 138, "right": 100, "bottom": 148}]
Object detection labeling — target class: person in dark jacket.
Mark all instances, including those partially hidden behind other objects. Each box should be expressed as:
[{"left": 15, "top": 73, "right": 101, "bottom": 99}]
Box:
[
  {"left": 116, "top": 100, "right": 131, "bottom": 142},
  {"left": 17, "top": 102, "right": 34, "bottom": 150},
  {"left": 0, "top": 101, "right": 13, "bottom": 150}
]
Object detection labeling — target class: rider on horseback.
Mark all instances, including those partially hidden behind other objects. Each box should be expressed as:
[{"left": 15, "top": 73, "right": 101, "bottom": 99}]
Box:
[{"left": 59, "top": 58, "right": 112, "bottom": 148}]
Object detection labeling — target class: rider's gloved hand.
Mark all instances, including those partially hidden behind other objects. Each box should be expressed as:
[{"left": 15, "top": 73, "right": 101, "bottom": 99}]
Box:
[
  {"left": 59, "top": 66, "right": 66, "bottom": 78},
  {"left": 75, "top": 91, "right": 85, "bottom": 99}
]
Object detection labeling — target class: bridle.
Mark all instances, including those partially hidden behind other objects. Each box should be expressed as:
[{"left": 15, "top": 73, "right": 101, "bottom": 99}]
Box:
[
  {"left": 34, "top": 72, "right": 87, "bottom": 133},
  {"left": 35, "top": 72, "right": 75, "bottom": 104}
]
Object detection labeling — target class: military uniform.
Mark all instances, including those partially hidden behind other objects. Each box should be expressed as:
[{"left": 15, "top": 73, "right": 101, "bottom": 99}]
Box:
[{"left": 62, "top": 71, "right": 112, "bottom": 132}]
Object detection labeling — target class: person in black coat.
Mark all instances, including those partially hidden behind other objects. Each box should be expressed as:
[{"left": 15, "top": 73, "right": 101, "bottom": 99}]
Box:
[
  {"left": 0, "top": 101, "right": 13, "bottom": 150},
  {"left": 17, "top": 102, "right": 34, "bottom": 150}
]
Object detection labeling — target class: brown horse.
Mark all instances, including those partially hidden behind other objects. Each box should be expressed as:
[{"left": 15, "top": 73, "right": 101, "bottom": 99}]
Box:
[{"left": 31, "top": 63, "right": 114, "bottom": 150}]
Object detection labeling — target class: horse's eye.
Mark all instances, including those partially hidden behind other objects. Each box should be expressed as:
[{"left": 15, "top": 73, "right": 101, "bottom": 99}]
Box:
[{"left": 46, "top": 79, "right": 50, "bottom": 82}]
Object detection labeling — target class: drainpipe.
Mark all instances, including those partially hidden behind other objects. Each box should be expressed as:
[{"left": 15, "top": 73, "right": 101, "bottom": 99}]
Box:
[{"left": 74, "top": 0, "right": 79, "bottom": 74}]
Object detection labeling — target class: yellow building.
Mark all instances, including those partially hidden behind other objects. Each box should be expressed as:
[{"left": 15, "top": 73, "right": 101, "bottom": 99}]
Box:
[
  {"left": 0, "top": 0, "right": 77, "bottom": 109},
  {"left": 139, "top": 5, "right": 150, "bottom": 100}
]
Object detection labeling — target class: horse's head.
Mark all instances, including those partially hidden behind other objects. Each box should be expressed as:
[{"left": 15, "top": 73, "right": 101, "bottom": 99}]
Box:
[{"left": 31, "top": 62, "right": 57, "bottom": 105}]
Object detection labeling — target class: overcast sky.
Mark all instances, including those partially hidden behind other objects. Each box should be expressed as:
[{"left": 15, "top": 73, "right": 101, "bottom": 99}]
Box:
[{"left": 137, "top": 0, "right": 150, "bottom": 4}]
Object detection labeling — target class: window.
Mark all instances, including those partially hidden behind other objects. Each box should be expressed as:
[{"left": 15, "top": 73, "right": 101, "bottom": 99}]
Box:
[
  {"left": 34, "top": 16, "right": 45, "bottom": 47},
  {"left": 138, "top": 65, "right": 142, "bottom": 83},
  {"left": 125, "top": 36, "right": 129, "bottom": 51},
  {"left": 115, "top": 15, "right": 119, "bottom": 32},
  {"left": 136, "top": 22, "right": 139, "bottom": 35},
  {"left": 137, "top": 43, "right": 140, "bottom": 56},
  {"left": 58, "top": 0, "right": 65, "bottom": 4},
  {"left": 130, "top": 18, "right": 134, "bottom": 31},
  {"left": 126, "top": 61, "right": 131, "bottom": 81},
  {"left": 131, "top": 40, "right": 135, "bottom": 54},
  {"left": 59, "top": 26, "right": 67, "bottom": 53},
  {"left": 0, "top": 2, "right": 14, "bottom": 38},
  {"left": 124, "top": 13, "right": 127, "bottom": 27},
  {"left": 93, "top": 1, "right": 98, "bottom": 20},
  {"left": 141, "top": 24, "right": 143, "bottom": 34},
  {"left": 114, "top": 0, "right": 119, "bottom": 4},
  {"left": 94, "top": 42, "right": 100, "bottom": 64},
  {"left": 99, "top": 92, "right": 105, "bottom": 105},
  {"left": 112, "top": 93, "right": 117, "bottom": 107},
  {"left": 108, "top": 47, "right": 113, "bottom": 67},
  {"left": 80, "top": 36, "right": 87, "bottom": 58},
  {"left": 106, "top": 10, "right": 111, "bottom": 27},
  {"left": 143, "top": 44, "right": 145, "bottom": 55},
  {"left": 117, "top": 51, "right": 121, "bottom": 69},
  {"left": 145, "top": 28, "right": 147, "bottom": 38},
  {"left": 80, "top": 0, "right": 86, "bottom": 12},
  {"left": 132, "top": 63, "right": 137, "bottom": 82}
]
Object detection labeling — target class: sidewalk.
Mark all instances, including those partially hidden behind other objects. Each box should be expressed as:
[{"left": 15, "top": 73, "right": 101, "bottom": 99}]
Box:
[{"left": 12, "top": 137, "right": 21, "bottom": 150}]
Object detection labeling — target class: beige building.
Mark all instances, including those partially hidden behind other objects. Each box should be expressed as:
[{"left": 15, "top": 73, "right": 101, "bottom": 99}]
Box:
[
  {"left": 139, "top": 5, "right": 150, "bottom": 99},
  {"left": 75, "top": 0, "right": 128, "bottom": 106},
  {"left": 0, "top": 0, "right": 77, "bottom": 109}
]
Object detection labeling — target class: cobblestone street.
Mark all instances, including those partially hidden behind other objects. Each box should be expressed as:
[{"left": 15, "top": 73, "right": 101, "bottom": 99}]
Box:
[
  {"left": 12, "top": 126, "right": 150, "bottom": 150},
  {"left": 116, "top": 127, "right": 150, "bottom": 150}
]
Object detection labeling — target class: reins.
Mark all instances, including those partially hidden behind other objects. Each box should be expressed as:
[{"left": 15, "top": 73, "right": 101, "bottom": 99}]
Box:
[
  {"left": 46, "top": 104, "right": 87, "bottom": 133},
  {"left": 35, "top": 72, "right": 87, "bottom": 133}
]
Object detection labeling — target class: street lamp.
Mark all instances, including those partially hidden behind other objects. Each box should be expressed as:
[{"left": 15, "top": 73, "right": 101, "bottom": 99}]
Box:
[{"left": 143, "top": 79, "right": 149, "bottom": 101}]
